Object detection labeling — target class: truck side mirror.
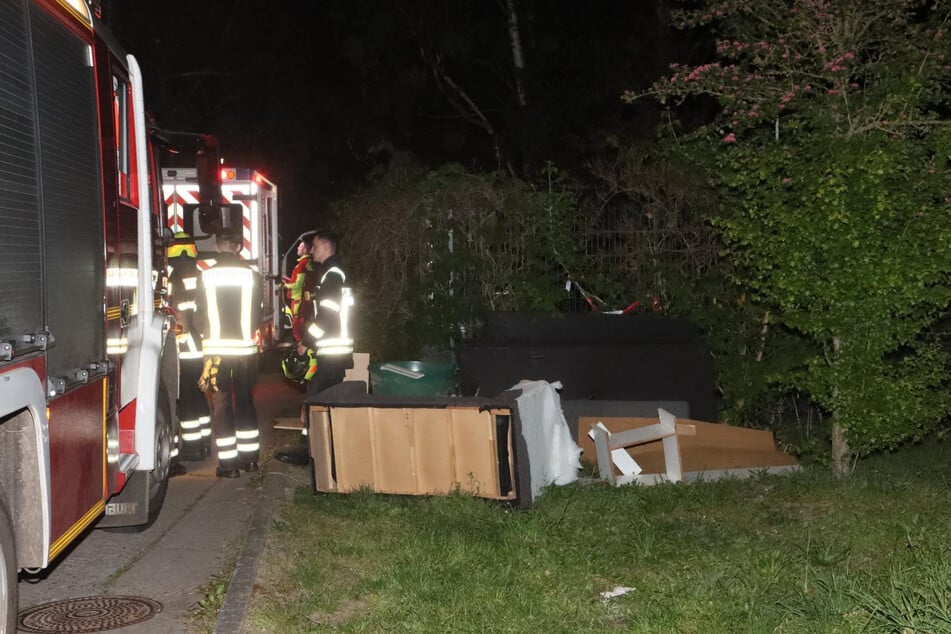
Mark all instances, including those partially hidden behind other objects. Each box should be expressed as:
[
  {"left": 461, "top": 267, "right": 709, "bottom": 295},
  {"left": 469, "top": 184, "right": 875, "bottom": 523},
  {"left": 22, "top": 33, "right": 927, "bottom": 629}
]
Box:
[{"left": 195, "top": 135, "right": 220, "bottom": 207}]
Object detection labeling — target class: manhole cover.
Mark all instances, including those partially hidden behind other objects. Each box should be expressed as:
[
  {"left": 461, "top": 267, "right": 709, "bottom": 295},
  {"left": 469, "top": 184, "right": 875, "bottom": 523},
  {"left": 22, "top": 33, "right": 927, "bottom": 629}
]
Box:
[{"left": 18, "top": 596, "right": 163, "bottom": 633}]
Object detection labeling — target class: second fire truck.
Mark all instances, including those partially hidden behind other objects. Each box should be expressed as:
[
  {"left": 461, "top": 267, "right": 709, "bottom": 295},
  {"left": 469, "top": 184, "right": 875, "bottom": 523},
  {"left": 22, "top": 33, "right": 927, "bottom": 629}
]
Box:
[{"left": 162, "top": 166, "right": 281, "bottom": 349}]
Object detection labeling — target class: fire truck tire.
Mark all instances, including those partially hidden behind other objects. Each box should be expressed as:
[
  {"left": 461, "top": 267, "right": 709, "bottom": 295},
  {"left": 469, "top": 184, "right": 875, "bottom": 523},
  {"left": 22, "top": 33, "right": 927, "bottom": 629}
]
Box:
[
  {"left": 0, "top": 499, "right": 17, "bottom": 634},
  {"left": 144, "top": 382, "right": 173, "bottom": 527},
  {"left": 104, "top": 382, "right": 171, "bottom": 533}
]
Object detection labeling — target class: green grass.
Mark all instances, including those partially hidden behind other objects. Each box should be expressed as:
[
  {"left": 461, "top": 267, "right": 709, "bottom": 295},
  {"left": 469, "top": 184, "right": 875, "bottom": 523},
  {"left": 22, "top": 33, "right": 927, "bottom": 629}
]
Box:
[
  {"left": 247, "top": 439, "right": 951, "bottom": 633},
  {"left": 189, "top": 541, "right": 239, "bottom": 633}
]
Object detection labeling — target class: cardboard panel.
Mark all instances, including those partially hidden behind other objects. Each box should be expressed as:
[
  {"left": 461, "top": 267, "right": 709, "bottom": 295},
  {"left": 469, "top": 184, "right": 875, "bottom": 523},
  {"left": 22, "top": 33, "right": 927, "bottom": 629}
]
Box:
[
  {"left": 371, "top": 409, "right": 417, "bottom": 494},
  {"left": 450, "top": 408, "right": 499, "bottom": 496},
  {"left": 412, "top": 408, "right": 455, "bottom": 494},
  {"left": 332, "top": 407, "right": 375, "bottom": 491}
]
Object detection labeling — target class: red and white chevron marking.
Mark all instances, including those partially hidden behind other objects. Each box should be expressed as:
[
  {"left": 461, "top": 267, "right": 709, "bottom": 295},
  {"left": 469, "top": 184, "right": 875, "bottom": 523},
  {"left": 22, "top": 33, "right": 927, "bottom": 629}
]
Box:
[
  {"left": 163, "top": 183, "right": 253, "bottom": 260},
  {"left": 162, "top": 186, "right": 199, "bottom": 232},
  {"left": 222, "top": 184, "right": 254, "bottom": 260}
]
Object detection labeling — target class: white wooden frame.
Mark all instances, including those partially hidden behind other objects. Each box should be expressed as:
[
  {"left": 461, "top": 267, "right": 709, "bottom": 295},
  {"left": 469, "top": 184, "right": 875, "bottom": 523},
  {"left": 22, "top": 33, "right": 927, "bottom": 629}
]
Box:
[{"left": 590, "top": 408, "right": 683, "bottom": 486}]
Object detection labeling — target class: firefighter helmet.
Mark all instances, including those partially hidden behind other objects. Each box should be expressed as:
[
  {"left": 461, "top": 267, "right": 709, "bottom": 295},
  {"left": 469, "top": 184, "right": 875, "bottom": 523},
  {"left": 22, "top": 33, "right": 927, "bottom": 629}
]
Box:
[
  {"left": 282, "top": 348, "right": 312, "bottom": 383},
  {"left": 167, "top": 232, "right": 197, "bottom": 259}
]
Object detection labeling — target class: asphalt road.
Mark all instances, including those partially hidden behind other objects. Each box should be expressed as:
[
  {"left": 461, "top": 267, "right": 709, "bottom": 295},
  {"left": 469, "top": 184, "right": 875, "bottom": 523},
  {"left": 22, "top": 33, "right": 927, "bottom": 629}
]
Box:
[{"left": 16, "top": 356, "right": 305, "bottom": 633}]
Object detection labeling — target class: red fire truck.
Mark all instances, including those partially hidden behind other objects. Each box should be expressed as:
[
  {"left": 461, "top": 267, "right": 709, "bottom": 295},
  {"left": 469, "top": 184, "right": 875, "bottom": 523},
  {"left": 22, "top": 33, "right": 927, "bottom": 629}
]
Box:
[{"left": 0, "top": 0, "right": 179, "bottom": 628}]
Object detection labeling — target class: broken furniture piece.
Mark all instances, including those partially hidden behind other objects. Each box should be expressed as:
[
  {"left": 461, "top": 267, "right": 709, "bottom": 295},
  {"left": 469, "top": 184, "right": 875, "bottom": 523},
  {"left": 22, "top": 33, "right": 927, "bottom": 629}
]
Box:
[
  {"left": 586, "top": 410, "right": 799, "bottom": 486},
  {"left": 590, "top": 408, "right": 683, "bottom": 485},
  {"left": 306, "top": 381, "right": 538, "bottom": 508}
]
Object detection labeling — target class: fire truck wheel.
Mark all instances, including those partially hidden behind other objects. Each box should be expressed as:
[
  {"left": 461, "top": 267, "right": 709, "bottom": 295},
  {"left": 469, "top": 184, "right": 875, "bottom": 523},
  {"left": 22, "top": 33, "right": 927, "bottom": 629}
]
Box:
[
  {"left": 104, "top": 382, "right": 171, "bottom": 533},
  {"left": 145, "top": 382, "right": 173, "bottom": 526},
  {"left": 0, "top": 499, "right": 17, "bottom": 634}
]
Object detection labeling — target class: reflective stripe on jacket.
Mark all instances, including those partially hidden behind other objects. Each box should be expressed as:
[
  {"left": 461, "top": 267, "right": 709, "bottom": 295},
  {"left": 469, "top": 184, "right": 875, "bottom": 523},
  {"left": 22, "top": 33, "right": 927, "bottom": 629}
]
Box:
[{"left": 197, "top": 253, "right": 263, "bottom": 357}]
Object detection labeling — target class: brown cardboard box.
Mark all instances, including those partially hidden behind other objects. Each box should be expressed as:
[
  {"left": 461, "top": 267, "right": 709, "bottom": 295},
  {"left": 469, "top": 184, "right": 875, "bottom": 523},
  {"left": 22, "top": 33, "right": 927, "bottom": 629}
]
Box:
[{"left": 578, "top": 416, "right": 798, "bottom": 476}]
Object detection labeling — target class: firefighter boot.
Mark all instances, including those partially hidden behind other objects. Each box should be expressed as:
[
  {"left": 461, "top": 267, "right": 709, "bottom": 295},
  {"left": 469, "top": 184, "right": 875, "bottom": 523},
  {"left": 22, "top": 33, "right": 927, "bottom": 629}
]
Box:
[
  {"left": 179, "top": 441, "right": 205, "bottom": 462},
  {"left": 215, "top": 461, "right": 240, "bottom": 479},
  {"left": 216, "top": 451, "right": 240, "bottom": 478},
  {"left": 236, "top": 427, "right": 261, "bottom": 472}
]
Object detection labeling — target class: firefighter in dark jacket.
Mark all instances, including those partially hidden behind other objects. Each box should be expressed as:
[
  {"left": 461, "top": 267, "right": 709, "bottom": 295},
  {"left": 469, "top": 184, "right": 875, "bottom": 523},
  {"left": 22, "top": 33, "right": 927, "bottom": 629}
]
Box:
[
  {"left": 303, "top": 230, "right": 354, "bottom": 396},
  {"left": 275, "top": 229, "right": 353, "bottom": 465},
  {"left": 167, "top": 232, "right": 211, "bottom": 461},
  {"left": 195, "top": 232, "right": 264, "bottom": 478}
]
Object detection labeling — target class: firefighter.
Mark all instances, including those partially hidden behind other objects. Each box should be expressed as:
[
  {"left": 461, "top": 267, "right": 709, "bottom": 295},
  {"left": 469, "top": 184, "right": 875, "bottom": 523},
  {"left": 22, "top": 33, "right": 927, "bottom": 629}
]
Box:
[
  {"left": 280, "top": 230, "right": 319, "bottom": 386},
  {"left": 283, "top": 231, "right": 316, "bottom": 345},
  {"left": 167, "top": 232, "right": 212, "bottom": 462},
  {"left": 195, "top": 231, "right": 264, "bottom": 478},
  {"left": 274, "top": 229, "right": 354, "bottom": 465}
]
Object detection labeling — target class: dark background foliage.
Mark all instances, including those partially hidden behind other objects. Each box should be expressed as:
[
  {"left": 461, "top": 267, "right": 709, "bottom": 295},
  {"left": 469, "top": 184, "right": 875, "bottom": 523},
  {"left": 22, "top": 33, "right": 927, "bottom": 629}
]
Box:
[{"left": 104, "top": 1, "right": 708, "bottom": 244}]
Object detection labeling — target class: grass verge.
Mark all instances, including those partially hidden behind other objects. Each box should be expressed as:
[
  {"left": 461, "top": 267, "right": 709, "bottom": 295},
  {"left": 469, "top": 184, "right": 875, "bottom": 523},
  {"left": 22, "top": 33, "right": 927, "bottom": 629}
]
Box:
[
  {"left": 246, "top": 439, "right": 951, "bottom": 633},
  {"left": 189, "top": 540, "right": 240, "bottom": 633}
]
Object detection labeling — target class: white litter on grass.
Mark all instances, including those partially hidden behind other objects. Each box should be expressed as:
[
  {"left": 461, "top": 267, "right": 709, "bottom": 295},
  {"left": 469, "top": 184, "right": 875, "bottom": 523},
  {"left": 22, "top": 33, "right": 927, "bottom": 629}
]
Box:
[{"left": 600, "top": 586, "right": 635, "bottom": 599}]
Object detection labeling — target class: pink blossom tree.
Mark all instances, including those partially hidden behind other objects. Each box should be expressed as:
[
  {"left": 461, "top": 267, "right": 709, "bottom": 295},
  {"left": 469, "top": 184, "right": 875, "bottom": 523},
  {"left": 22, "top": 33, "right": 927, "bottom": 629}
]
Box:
[{"left": 634, "top": 0, "right": 951, "bottom": 473}]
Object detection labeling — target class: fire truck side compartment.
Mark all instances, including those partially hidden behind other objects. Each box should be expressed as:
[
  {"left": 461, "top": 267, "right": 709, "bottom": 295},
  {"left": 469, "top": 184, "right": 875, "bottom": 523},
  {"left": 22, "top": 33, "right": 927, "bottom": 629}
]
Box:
[
  {"left": 0, "top": 0, "right": 43, "bottom": 348},
  {"left": 31, "top": 3, "right": 105, "bottom": 380}
]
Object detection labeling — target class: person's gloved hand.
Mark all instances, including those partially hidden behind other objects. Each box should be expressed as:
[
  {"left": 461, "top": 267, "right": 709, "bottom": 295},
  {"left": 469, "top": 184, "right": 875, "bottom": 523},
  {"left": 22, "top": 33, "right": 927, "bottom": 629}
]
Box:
[{"left": 198, "top": 356, "right": 221, "bottom": 392}]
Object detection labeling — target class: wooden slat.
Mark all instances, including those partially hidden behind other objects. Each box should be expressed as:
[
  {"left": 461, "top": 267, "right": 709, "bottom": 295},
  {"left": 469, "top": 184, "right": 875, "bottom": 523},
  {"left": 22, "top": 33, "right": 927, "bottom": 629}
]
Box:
[{"left": 274, "top": 416, "right": 304, "bottom": 431}]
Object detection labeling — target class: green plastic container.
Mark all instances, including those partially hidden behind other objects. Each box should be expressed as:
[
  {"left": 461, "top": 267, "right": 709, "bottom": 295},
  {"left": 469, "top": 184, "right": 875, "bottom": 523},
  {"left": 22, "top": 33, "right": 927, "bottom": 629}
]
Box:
[{"left": 370, "top": 359, "right": 456, "bottom": 396}]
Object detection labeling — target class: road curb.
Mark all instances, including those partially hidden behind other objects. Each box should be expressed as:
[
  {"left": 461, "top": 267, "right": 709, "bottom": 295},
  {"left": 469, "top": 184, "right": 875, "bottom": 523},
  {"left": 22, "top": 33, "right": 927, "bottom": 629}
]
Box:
[{"left": 212, "top": 465, "right": 282, "bottom": 634}]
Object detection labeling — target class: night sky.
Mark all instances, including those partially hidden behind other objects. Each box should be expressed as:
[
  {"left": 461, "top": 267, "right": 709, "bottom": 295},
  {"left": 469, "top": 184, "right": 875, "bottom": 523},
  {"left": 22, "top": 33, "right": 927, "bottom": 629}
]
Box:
[{"left": 104, "top": 1, "right": 703, "bottom": 245}]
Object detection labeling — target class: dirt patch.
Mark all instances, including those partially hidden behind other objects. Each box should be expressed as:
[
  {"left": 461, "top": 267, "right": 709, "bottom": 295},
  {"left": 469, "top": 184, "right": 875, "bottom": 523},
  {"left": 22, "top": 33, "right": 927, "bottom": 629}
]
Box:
[{"left": 309, "top": 597, "right": 369, "bottom": 626}]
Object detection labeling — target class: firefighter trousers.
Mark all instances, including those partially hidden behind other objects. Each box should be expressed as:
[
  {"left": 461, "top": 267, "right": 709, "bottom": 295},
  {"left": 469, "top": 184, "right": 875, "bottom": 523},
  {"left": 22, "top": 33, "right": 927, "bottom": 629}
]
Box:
[
  {"left": 178, "top": 356, "right": 210, "bottom": 459},
  {"left": 209, "top": 355, "right": 259, "bottom": 466}
]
